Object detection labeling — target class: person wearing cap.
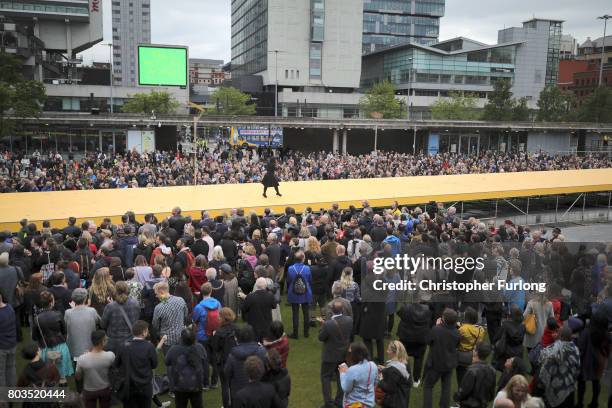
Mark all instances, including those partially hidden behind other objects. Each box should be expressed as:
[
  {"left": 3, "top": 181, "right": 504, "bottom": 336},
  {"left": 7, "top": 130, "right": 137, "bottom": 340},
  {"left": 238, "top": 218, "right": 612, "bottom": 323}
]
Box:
[{"left": 64, "top": 288, "right": 101, "bottom": 361}]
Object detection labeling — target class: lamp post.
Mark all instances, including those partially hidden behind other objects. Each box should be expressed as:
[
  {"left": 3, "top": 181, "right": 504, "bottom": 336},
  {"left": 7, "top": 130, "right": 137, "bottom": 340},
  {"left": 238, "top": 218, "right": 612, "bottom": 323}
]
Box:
[
  {"left": 267, "top": 50, "right": 284, "bottom": 117},
  {"left": 406, "top": 57, "right": 413, "bottom": 120},
  {"left": 106, "top": 43, "right": 114, "bottom": 114},
  {"left": 597, "top": 15, "right": 611, "bottom": 87}
]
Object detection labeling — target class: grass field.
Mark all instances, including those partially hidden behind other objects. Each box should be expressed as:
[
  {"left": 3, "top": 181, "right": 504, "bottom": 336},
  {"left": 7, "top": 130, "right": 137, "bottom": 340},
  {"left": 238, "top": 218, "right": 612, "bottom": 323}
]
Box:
[{"left": 15, "top": 300, "right": 609, "bottom": 408}]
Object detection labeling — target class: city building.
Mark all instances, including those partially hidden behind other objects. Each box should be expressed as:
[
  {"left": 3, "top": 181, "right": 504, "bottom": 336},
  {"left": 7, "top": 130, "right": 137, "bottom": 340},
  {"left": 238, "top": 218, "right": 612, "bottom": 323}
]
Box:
[
  {"left": 361, "top": 37, "right": 520, "bottom": 117},
  {"left": 0, "top": 0, "right": 103, "bottom": 81},
  {"left": 558, "top": 60, "right": 611, "bottom": 101},
  {"left": 497, "top": 19, "right": 563, "bottom": 106},
  {"left": 231, "top": 0, "right": 363, "bottom": 118},
  {"left": 111, "top": 0, "right": 151, "bottom": 87},
  {"left": 189, "top": 59, "right": 230, "bottom": 86},
  {"left": 362, "top": 0, "right": 445, "bottom": 54},
  {"left": 557, "top": 59, "right": 589, "bottom": 92},
  {"left": 577, "top": 35, "right": 612, "bottom": 65},
  {"left": 560, "top": 34, "right": 577, "bottom": 59}
]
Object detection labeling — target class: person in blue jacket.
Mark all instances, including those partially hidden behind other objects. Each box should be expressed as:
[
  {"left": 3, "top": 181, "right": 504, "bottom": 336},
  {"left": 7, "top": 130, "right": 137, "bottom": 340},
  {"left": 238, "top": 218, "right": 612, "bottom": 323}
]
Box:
[
  {"left": 193, "top": 282, "right": 222, "bottom": 389},
  {"left": 286, "top": 250, "right": 312, "bottom": 339},
  {"left": 382, "top": 227, "right": 401, "bottom": 257}
]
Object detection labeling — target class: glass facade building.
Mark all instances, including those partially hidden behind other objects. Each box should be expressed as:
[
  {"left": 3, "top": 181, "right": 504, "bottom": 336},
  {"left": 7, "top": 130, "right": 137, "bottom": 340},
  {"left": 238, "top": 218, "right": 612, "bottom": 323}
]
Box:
[
  {"left": 362, "top": 0, "right": 444, "bottom": 55},
  {"left": 362, "top": 41, "right": 518, "bottom": 99},
  {"left": 231, "top": 0, "right": 268, "bottom": 78}
]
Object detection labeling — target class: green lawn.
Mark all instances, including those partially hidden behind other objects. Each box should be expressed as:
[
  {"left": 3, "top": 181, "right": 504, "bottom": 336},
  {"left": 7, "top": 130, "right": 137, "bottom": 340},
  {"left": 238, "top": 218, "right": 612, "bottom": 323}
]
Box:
[{"left": 15, "top": 300, "right": 609, "bottom": 408}]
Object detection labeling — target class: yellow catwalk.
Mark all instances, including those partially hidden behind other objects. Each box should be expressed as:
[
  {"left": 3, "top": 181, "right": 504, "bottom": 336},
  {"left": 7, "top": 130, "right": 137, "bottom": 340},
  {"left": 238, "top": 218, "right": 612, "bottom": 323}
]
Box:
[{"left": 0, "top": 168, "right": 611, "bottom": 231}]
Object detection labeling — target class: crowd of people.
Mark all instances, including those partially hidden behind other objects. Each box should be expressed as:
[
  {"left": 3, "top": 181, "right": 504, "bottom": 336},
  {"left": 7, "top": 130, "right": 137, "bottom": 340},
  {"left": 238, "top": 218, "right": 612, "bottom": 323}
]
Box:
[
  {"left": 0, "top": 201, "right": 611, "bottom": 408},
  {"left": 0, "top": 144, "right": 610, "bottom": 192}
]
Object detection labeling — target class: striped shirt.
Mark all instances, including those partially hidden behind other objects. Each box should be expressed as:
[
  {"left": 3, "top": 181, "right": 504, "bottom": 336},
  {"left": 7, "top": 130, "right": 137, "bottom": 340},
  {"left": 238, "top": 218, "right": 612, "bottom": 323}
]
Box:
[{"left": 152, "top": 295, "right": 188, "bottom": 346}]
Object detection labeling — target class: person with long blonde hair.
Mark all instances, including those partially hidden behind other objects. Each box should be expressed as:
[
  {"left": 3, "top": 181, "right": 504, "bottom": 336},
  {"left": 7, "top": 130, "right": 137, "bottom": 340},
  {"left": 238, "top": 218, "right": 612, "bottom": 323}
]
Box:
[
  {"left": 378, "top": 340, "right": 411, "bottom": 407},
  {"left": 88, "top": 268, "right": 116, "bottom": 316},
  {"left": 494, "top": 374, "right": 530, "bottom": 408}
]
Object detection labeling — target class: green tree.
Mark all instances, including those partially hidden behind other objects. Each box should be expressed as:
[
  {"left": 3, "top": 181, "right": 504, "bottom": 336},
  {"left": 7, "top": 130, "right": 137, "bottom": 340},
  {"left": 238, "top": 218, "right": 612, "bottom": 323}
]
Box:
[
  {"left": 208, "top": 86, "right": 256, "bottom": 115},
  {"left": 577, "top": 87, "right": 612, "bottom": 123},
  {"left": 0, "top": 53, "right": 46, "bottom": 137},
  {"left": 359, "top": 81, "right": 403, "bottom": 119},
  {"left": 536, "top": 85, "right": 575, "bottom": 122},
  {"left": 482, "top": 78, "right": 516, "bottom": 121},
  {"left": 512, "top": 97, "right": 531, "bottom": 121},
  {"left": 122, "top": 90, "right": 180, "bottom": 114},
  {"left": 430, "top": 91, "right": 481, "bottom": 120}
]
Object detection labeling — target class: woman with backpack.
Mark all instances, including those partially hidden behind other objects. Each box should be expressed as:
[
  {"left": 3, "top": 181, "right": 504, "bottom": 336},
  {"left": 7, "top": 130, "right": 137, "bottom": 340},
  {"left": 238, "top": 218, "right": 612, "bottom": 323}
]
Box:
[
  {"left": 165, "top": 329, "right": 207, "bottom": 408},
  {"left": 286, "top": 250, "right": 312, "bottom": 339},
  {"left": 212, "top": 308, "right": 238, "bottom": 408}
]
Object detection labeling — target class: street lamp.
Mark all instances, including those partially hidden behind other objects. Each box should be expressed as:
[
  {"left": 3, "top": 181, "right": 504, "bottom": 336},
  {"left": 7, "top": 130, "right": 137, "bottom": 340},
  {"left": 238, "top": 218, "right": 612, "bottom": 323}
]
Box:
[
  {"left": 406, "top": 57, "right": 413, "bottom": 120},
  {"left": 105, "top": 43, "right": 114, "bottom": 114},
  {"left": 597, "top": 15, "right": 611, "bottom": 87},
  {"left": 267, "top": 50, "right": 281, "bottom": 117}
]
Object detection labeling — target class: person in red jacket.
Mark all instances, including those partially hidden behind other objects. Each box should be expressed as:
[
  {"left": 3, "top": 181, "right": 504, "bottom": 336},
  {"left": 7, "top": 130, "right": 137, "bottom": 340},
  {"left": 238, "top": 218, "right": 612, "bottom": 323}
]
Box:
[
  {"left": 187, "top": 255, "right": 208, "bottom": 296},
  {"left": 540, "top": 317, "right": 559, "bottom": 348},
  {"left": 263, "top": 321, "right": 289, "bottom": 369}
]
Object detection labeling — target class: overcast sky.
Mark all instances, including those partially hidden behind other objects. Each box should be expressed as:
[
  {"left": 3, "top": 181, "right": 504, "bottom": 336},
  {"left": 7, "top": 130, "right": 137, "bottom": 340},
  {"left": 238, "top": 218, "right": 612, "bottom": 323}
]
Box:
[{"left": 79, "top": 0, "right": 611, "bottom": 65}]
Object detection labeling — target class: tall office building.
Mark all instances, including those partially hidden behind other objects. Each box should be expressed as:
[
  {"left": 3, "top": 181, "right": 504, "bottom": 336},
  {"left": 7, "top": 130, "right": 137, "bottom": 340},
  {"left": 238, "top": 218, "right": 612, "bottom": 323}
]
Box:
[
  {"left": 498, "top": 19, "right": 563, "bottom": 106},
  {"left": 231, "top": 0, "right": 363, "bottom": 118},
  {"left": 362, "top": 0, "right": 445, "bottom": 55},
  {"left": 111, "top": 0, "right": 151, "bottom": 87},
  {"left": 0, "top": 0, "right": 103, "bottom": 80}
]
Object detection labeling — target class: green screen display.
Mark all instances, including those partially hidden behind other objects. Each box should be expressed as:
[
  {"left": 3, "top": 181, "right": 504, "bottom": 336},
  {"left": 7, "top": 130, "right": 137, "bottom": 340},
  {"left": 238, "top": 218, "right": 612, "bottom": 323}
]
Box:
[{"left": 138, "top": 46, "right": 187, "bottom": 87}]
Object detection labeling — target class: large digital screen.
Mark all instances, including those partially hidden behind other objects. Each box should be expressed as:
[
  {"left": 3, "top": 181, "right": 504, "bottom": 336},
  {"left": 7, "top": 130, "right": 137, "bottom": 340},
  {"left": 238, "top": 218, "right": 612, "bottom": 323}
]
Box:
[{"left": 138, "top": 45, "right": 187, "bottom": 87}]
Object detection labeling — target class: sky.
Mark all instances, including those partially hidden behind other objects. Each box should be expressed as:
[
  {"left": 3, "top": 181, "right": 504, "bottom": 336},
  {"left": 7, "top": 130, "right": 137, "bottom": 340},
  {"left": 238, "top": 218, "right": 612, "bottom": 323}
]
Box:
[{"left": 79, "top": 0, "right": 611, "bottom": 65}]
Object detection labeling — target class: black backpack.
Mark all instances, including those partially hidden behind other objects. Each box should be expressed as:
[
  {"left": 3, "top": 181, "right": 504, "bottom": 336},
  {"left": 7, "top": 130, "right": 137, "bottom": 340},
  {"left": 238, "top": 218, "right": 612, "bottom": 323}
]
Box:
[
  {"left": 237, "top": 259, "right": 255, "bottom": 294},
  {"left": 172, "top": 348, "right": 203, "bottom": 392},
  {"left": 292, "top": 265, "right": 307, "bottom": 295}
]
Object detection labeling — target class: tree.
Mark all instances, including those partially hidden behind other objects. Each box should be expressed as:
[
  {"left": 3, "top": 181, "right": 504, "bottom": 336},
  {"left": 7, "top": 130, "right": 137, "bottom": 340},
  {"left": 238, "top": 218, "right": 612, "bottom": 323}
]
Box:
[
  {"left": 208, "top": 86, "right": 256, "bottom": 115},
  {"left": 512, "top": 97, "right": 531, "bottom": 121},
  {"left": 430, "top": 91, "right": 481, "bottom": 120},
  {"left": 482, "top": 78, "right": 516, "bottom": 121},
  {"left": 536, "top": 85, "right": 575, "bottom": 122},
  {"left": 359, "top": 81, "right": 403, "bottom": 119},
  {"left": 0, "top": 53, "right": 46, "bottom": 137},
  {"left": 122, "top": 90, "right": 180, "bottom": 114},
  {"left": 577, "top": 87, "right": 612, "bottom": 123}
]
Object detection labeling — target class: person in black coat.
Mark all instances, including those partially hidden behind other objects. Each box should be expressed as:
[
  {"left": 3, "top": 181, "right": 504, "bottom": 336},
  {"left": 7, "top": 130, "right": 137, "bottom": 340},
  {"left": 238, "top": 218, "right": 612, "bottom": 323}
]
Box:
[
  {"left": 262, "top": 349, "right": 291, "bottom": 407},
  {"left": 423, "top": 308, "right": 460, "bottom": 408},
  {"left": 46, "top": 272, "right": 72, "bottom": 315},
  {"left": 492, "top": 306, "right": 525, "bottom": 371},
  {"left": 116, "top": 320, "right": 158, "bottom": 408},
  {"left": 241, "top": 278, "right": 278, "bottom": 341},
  {"left": 319, "top": 300, "right": 353, "bottom": 408},
  {"left": 454, "top": 342, "right": 496, "bottom": 408},
  {"left": 396, "top": 299, "right": 432, "bottom": 385},
  {"left": 233, "top": 355, "right": 283, "bottom": 408},
  {"left": 379, "top": 341, "right": 413, "bottom": 408},
  {"left": 262, "top": 158, "right": 281, "bottom": 198}
]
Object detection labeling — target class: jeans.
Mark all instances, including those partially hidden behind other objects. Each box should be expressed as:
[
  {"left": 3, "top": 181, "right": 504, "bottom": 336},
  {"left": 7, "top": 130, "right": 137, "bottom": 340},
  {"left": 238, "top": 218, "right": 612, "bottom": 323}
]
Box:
[
  {"left": 0, "top": 347, "right": 16, "bottom": 387},
  {"left": 83, "top": 387, "right": 112, "bottom": 408},
  {"left": 291, "top": 303, "right": 310, "bottom": 337},
  {"left": 423, "top": 369, "right": 452, "bottom": 408},
  {"left": 175, "top": 390, "right": 203, "bottom": 408},
  {"left": 321, "top": 361, "right": 343, "bottom": 408},
  {"left": 218, "top": 369, "right": 231, "bottom": 408}
]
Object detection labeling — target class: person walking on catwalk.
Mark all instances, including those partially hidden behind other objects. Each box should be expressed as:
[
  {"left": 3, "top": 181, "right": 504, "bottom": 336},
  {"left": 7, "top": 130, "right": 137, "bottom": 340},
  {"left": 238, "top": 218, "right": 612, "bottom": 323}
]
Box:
[{"left": 262, "top": 158, "right": 282, "bottom": 198}]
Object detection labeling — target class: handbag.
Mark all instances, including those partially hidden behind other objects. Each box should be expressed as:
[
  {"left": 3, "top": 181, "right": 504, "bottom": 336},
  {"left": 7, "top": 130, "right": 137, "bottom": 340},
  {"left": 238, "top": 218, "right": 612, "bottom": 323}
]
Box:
[
  {"left": 458, "top": 326, "right": 484, "bottom": 366},
  {"left": 524, "top": 312, "right": 537, "bottom": 335}
]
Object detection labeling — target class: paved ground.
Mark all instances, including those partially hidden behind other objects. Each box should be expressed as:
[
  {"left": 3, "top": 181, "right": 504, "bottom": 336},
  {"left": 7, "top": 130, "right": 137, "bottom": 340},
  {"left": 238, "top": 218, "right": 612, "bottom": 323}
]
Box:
[{"left": 559, "top": 222, "right": 612, "bottom": 242}]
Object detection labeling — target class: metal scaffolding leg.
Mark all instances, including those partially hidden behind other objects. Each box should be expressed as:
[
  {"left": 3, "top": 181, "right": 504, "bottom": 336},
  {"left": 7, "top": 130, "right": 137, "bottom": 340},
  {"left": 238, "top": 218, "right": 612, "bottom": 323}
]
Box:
[
  {"left": 526, "top": 197, "right": 530, "bottom": 225},
  {"left": 494, "top": 199, "right": 498, "bottom": 223},
  {"left": 608, "top": 191, "right": 611, "bottom": 222},
  {"left": 582, "top": 193, "right": 586, "bottom": 221},
  {"left": 461, "top": 202, "right": 464, "bottom": 220},
  {"left": 555, "top": 196, "right": 559, "bottom": 223},
  {"left": 559, "top": 193, "right": 583, "bottom": 221}
]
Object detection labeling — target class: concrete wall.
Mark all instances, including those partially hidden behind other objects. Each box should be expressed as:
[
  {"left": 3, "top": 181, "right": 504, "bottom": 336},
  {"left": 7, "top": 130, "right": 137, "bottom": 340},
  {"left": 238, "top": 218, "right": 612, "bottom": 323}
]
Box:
[
  {"left": 498, "top": 21, "right": 550, "bottom": 108},
  {"left": 526, "top": 132, "right": 571, "bottom": 153}
]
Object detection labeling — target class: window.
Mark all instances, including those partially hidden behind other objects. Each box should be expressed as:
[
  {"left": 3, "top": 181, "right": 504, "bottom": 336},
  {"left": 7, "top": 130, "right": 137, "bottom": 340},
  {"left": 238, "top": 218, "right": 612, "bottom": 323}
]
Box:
[
  {"left": 296, "top": 70, "right": 299, "bottom": 79},
  {"left": 291, "top": 70, "right": 294, "bottom": 79},
  {"left": 302, "top": 107, "right": 318, "bottom": 117},
  {"left": 285, "top": 69, "right": 288, "bottom": 79},
  {"left": 309, "top": 43, "right": 322, "bottom": 80},
  {"left": 343, "top": 108, "right": 359, "bottom": 119},
  {"left": 287, "top": 107, "right": 298, "bottom": 117}
]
